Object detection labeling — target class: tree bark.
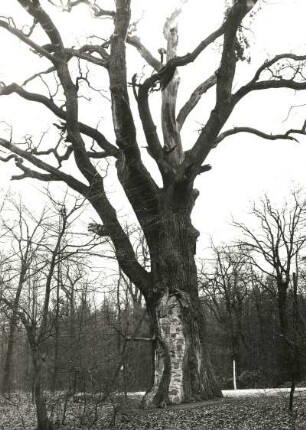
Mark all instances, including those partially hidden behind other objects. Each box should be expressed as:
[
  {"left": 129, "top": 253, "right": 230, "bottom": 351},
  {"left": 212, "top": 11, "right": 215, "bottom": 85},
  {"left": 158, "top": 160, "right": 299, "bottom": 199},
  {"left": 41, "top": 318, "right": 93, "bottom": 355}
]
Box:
[
  {"left": 1, "top": 320, "right": 16, "bottom": 394},
  {"left": 277, "top": 284, "right": 291, "bottom": 382},
  {"left": 289, "top": 272, "right": 301, "bottom": 410},
  {"left": 32, "top": 348, "right": 52, "bottom": 430},
  {"left": 2, "top": 264, "right": 26, "bottom": 394},
  {"left": 51, "top": 270, "right": 60, "bottom": 392},
  {"left": 142, "top": 206, "right": 221, "bottom": 407}
]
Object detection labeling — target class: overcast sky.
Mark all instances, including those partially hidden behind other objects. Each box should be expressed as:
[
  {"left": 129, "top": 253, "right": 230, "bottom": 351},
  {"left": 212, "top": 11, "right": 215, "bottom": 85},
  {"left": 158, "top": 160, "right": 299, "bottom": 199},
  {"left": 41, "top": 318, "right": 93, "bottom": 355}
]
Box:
[{"left": 0, "top": 0, "right": 306, "bottom": 255}]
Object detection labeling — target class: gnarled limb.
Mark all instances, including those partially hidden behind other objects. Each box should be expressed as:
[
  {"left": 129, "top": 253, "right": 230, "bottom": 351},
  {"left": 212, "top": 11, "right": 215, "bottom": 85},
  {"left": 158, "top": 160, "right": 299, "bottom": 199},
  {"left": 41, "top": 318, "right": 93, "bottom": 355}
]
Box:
[
  {"left": 0, "top": 137, "right": 151, "bottom": 297},
  {"left": 234, "top": 78, "right": 306, "bottom": 103},
  {"left": 23, "top": 67, "right": 56, "bottom": 86},
  {"left": 62, "top": 0, "right": 115, "bottom": 17},
  {"left": 137, "top": 81, "right": 171, "bottom": 179},
  {"left": 127, "top": 35, "right": 162, "bottom": 71},
  {"left": 187, "top": 0, "right": 259, "bottom": 170},
  {"left": 249, "top": 53, "right": 306, "bottom": 85},
  {"left": 6, "top": 0, "right": 153, "bottom": 300},
  {"left": 233, "top": 55, "right": 306, "bottom": 103},
  {"left": 136, "top": 20, "right": 226, "bottom": 97},
  {"left": 165, "top": 21, "right": 226, "bottom": 70},
  {"left": 216, "top": 1, "right": 256, "bottom": 106},
  {"left": 177, "top": 73, "right": 217, "bottom": 131},
  {"left": 0, "top": 19, "right": 55, "bottom": 62},
  {"left": 216, "top": 127, "right": 301, "bottom": 145},
  {"left": 16, "top": 1, "right": 95, "bottom": 185},
  {"left": 108, "top": 0, "right": 161, "bottom": 240},
  {"left": 86, "top": 150, "right": 109, "bottom": 158},
  {"left": 0, "top": 83, "right": 119, "bottom": 157},
  {"left": 161, "top": 8, "right": 184, "bottom": 167},
  {"left": 17, "top": 0, "right": 64, "bottom": 53},
  {"left": 76, "top": 43, "right": 110, "bottom": 60},
  {"left": 0, "top": 138, "right": 89, "bottom": 194},
  {"left": 31, "top": 144, "right": 73, "bottom": 168},
  {"left": 64, "top": 47, "right": 109, "bottom": 68}
]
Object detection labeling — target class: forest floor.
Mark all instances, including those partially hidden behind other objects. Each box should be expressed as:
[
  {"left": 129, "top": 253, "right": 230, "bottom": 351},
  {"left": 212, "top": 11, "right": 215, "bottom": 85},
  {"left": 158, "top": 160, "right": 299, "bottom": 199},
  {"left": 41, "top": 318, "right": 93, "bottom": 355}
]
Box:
[{"left": 0, "top": 389, "right": 306, "bottom": 430}]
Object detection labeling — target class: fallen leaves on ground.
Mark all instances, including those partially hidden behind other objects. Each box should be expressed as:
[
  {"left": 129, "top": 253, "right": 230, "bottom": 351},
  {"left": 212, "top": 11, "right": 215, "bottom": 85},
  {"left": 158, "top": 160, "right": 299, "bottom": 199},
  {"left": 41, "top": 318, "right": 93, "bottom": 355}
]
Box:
[
  {"left": 0, "top": 392, "right": 305, "bottom": 430},
  {"left": 114, "top": 396, "right": 306, "bottom": 430}
]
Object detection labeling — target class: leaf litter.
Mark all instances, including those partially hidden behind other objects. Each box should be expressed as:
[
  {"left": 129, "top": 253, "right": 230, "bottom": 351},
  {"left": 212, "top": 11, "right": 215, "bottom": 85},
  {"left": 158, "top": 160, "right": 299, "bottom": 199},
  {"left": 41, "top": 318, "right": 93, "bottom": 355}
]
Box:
[{"left": 0, "top": 392, "right": 305, "bottom": 430}]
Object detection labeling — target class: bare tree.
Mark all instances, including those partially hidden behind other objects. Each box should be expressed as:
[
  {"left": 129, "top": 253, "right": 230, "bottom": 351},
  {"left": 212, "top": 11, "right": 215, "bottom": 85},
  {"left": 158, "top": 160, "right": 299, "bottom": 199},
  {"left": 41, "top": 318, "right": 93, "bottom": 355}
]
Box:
[
  {"left": 0, "top": 197, "right": 97, "bottom": 430},
  {"left": 234, "top": 191, "right": 306, "bottom": 381},
  {"left": 200, "top": 245, "right": 251, "bottom": 383},
  {"left": 1, "top": 0, "right": 306, "bottom": 405},
  {"left": 0, "top": 198, "right": 48, "bottom": 394}
]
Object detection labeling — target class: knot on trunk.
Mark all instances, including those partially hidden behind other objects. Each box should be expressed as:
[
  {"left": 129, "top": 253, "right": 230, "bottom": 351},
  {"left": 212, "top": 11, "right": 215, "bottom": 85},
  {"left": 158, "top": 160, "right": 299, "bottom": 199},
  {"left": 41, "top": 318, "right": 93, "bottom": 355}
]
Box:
[
  {"left": 173, "top": 289, "right": 191, "bottom": 309},
  {"left": 88, "top": 223, "right": 109, "bottom": 237},
  {"left": 158, "top": 289, "right": 190, "bottom": 318}
]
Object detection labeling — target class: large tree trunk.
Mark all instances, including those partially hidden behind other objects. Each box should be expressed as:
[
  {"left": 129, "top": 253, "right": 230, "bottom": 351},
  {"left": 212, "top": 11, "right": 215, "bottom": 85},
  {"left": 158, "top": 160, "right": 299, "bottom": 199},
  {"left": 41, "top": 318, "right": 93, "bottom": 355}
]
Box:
[
  {"left": 110, "top": 1, "right": 221, "bottom": 404},
  {"left": 32, "top": 348, "right": 52, "bottom": 430},
  {"left": 143, "top": 294, "right": 221, "bottom": 407},
  {"left": 142, "top": 207, "right": 221, "bottom": 407}
]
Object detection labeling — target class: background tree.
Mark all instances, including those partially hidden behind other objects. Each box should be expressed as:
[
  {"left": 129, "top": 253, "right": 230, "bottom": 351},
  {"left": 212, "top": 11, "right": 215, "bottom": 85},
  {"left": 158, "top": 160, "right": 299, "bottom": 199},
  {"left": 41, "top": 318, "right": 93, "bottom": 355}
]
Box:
[
  {"left": 1, "top": 0, "right": 306, "bottom": 406},
  {"left": 0, "top": 195, "right": 101, "bottom": 430},
  {"left": 0, "top": 197, "right": 53, "bottom": 395},
  {"left": 234, "top": 192, "right": 306, "bottom": 382},
  {"left": 200, "top": 245, "right": 251, "bottom": 386}
]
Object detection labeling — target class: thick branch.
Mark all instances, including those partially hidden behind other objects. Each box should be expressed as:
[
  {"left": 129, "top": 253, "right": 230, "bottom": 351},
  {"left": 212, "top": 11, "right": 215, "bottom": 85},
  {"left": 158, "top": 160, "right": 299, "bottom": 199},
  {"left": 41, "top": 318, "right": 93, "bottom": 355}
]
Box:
[
  {"left": 131, "top": 16, "right": 232, "bottom": 178},
  {"left": 87, "top": 150, "right": 109, "bottom": 159},
  {"left": 1, "top": 138, "right": 151, "bottom": 296},
  {"left": 64, "top": 0, "right": 115, "bottom": 17},
  {"left": 234, "top": 78, "right": 306, "bottom": 103},
  {"left": 170, "top": 21, "right": 226, "bottom": 68},
  {"left": 5, "top": 3, "right": 98, "bottom": 187},
  {"left": 252, "top": 53, "right": 306, "bottom": 84},
  {"left": 233, "top": 53, "right": 306, "bottom": 103},
  {"left": 16, "top": 1, "right": 101, "bottom": 186},
  {"left": 108, "top": 0, "right": 161, "bottom": 236},
  {"left": 5, "top": 0, "right": 152, "bottom": 300},
  {"left": 12, "top": 158, "right": 62, "bottom": 181},
  {"left": 0, "top": 83, "right": 118, "bottom": 157},
  {"left": 0, "top": 20, "right": 55, "bottom": 62},
  {"left": 185, "top": 0, "right": 259, "bottom": 171},
  {"left": 109, "top": 0, "right": 138, "bottom": 156},
  {"left": 127, "top": 35, "right": 161, "bottom": 70},
  {"left": 86, "top": 179, "right": 152, "bottom": 298},
  {"left": 31, "top": 145, "right": 73, "bottom": 168},
  {"left": 65, "top": 48, "right": 109, "bottom": 68},
  {"left": 216, "top": 127, "right": 300, "bottom": 145},
  {"left": 0, "top": 138, "right": 88, "bottom": 195},
  {"left": 23, "top": 66, "right": 56, "bottom": 86},
  {"left": 139, "top": 21, "right": 226, "bottom": 95},
  {"left": 161, "top": 8, "right": 184, "bottom": 166},
  {"left": 216, "top": 1, "right": 256, "bottom": 106},
  {"left": 137, "top": 82, "right": 170, "bottom": 178},
  {"left": 77, "top": 44, "right": 110, "bottom": 61},
  {"left": 17, "top": 0, "right": 64, "bottom": 52},
  {"left": 177, "top": 73, "right": 217, "bottom": 130}
]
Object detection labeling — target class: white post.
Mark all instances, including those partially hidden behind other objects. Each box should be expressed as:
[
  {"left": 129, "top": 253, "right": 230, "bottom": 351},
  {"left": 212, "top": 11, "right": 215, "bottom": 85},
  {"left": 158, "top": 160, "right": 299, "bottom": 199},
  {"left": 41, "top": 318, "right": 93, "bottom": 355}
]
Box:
[{"left": 233, "top": 359, "right": 237, "bottom": 390}]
